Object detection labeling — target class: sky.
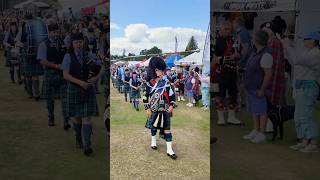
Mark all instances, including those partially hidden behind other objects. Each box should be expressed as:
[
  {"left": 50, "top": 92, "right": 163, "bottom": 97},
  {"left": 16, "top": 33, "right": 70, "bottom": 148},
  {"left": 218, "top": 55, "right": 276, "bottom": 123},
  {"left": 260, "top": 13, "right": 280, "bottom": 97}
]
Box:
[{"left": 110, "top": 0, "right": 210, "bottom": 55}]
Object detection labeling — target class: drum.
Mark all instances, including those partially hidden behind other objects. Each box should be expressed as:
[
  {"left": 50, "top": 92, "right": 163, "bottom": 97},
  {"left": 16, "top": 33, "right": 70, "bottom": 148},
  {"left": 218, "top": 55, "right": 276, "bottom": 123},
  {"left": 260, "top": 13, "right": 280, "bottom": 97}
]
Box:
[
  {"left": 9, "top": 47, "right": 21, "bottom": 65},
  {"left": 23, "top": 19, "right": 48, "bottom": 57}
]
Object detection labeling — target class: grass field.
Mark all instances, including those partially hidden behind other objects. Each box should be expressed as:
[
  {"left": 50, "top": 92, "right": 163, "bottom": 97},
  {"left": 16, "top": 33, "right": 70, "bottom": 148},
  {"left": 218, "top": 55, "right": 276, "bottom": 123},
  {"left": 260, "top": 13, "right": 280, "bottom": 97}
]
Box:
[
  {"left": 0, "top": 51, "right": 108, "bottom": 180},
  {"left": 110, "top": 84, "right": 210, "bottom": 180},
  {"left": 212, "top": 100, "right": 320, "bottom": 180}
]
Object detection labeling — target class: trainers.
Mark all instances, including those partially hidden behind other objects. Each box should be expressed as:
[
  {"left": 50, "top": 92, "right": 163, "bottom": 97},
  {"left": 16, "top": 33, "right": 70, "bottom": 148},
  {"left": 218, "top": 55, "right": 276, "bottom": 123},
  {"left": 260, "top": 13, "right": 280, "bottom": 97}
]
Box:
[
  {"left": 250, "top": 132, "right": 266, "bottom": 143},
  {"left": 290, "top": 143, "right": 307, "bottom": 151},
  {"left": 299, "top": 144, "right": 319, "bottom": 153},
  {"left": 243, "top": 130, "right": 258, "bottom": 140}
]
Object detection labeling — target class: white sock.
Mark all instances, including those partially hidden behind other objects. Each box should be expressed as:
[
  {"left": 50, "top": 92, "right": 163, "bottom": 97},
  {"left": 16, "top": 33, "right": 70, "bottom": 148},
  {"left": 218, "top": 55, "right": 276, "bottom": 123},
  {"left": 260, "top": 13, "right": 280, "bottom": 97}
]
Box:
[
  {"left": 166, "top": 141, "right": 175, "bottom": 155},
  {"left": 151, "top": 136, "right": 157, "bottom": 147}
]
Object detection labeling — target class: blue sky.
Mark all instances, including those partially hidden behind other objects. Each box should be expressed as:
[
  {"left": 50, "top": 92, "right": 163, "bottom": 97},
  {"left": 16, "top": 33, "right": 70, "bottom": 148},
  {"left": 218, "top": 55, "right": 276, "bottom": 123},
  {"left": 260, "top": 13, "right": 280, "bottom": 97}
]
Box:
[{"left": 111, "top": 0, "right": 209, "bottom": 38}]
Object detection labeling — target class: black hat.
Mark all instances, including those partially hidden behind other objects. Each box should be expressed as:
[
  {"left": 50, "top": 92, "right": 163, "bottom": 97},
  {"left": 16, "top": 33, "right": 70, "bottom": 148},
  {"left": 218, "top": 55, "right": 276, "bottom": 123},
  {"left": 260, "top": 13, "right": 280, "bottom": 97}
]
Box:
[
  {"left": 71, "top": 32, "right": 84, "bottom": 41},
  {"left": 149, "top": 57, "right": 166, "bottom": 71},
  {"left": 48, "top": 24, "right": 59, "bottom": 31}
]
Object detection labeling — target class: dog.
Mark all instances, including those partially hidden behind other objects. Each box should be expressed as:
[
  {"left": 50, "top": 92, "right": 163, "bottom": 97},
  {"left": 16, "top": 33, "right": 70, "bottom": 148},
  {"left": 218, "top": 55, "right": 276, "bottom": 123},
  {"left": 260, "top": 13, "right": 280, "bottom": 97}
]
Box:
[{"left": 268, "top": 105, "right": 295, "bottom": 141}]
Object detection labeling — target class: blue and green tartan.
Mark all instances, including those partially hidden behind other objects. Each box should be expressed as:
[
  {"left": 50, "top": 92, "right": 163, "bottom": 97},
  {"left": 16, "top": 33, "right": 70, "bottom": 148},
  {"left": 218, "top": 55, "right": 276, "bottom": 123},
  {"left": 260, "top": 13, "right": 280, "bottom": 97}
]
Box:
[
  {"left": 130, "top": 88, "right": 141, "bottom": 99},
  {"left": 41, "top": 70, "right": 65, "bottom": 99},
  {"left": 65, "top": 82, "right": 98, "bottom": 117},
  {"left": 20, "top": 48, "right": 44, "bottom": 76}
]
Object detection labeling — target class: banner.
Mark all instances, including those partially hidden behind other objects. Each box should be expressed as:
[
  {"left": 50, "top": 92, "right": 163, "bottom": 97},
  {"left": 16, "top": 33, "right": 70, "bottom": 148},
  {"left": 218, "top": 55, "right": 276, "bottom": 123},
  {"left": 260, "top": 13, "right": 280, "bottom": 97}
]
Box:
[{"left": 213, "top": 0, "right": 296, "bottom": 12}]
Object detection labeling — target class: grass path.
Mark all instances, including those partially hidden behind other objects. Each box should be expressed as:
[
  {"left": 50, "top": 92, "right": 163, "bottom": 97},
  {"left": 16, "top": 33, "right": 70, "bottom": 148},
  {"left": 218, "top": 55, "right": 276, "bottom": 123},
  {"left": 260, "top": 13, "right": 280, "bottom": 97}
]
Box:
[
  {"left": 212, "top": 104, "right": 320, "bottom": 180},
  {"left": 110, "top": 85, "right": 210, "bottom": 180},
  {"left": 0, "top": 52, "right": 107, "bottom": 180}
]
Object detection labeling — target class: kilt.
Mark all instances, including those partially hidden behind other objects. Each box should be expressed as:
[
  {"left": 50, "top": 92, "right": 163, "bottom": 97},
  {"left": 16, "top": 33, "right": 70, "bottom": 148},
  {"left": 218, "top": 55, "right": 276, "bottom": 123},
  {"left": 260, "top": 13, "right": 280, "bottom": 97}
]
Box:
[
  {"left": 65, "top": 82, "right": 98, "bottom": 117},
  {"left": 123, "top": 84, "right": 131, "bottom": 94},
  {"left": 130, "top": 88, "right": 140, "bottom": 99},
  {"left": 41, "top": 69, "right": 65, "bottom": 99},
  {"left": 149, "top": 111, "right": 171, "bottom": 130},
  {"left": 20, "top": 49, "right": 44, "bottom": 76}
]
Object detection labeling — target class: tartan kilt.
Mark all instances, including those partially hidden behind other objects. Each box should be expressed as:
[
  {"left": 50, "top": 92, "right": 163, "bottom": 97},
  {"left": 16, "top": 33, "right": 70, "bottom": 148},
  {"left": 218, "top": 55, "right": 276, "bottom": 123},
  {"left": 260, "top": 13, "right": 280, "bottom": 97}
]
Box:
[
  {"left": 130, "top": 88, "right": 141, "bottom": 99},
  {"left": 65, "top": 82, "right": 98, "bottom": 117},
  {"left": 41, "top": 70, "right": 65, "bottom": 99},
  {"left": 20, "top": 50, "right": 44, "bottom": 76}
]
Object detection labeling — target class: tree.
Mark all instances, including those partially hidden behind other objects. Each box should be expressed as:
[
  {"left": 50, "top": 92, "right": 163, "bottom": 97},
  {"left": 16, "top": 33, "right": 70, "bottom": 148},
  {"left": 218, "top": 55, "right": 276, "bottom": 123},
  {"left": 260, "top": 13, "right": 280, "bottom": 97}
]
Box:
[
  {"left": 147, "top": 46, "right": 162, "bottom": 55},
  {"left": 128, "top": 53, "right": 135, "bottom": 56},
  {"left": 185, "top": 36, "right": 199, "bottom": 52},
  {"left": 140, "top": 49, "right": 148, "bottom": 55}
]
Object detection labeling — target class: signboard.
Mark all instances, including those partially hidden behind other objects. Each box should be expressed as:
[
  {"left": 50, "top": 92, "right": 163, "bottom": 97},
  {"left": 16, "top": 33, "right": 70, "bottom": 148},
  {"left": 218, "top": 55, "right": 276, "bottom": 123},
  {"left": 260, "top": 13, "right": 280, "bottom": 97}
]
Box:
[{"left": 212, "top": 0, "right": 296, "bottom": 12}]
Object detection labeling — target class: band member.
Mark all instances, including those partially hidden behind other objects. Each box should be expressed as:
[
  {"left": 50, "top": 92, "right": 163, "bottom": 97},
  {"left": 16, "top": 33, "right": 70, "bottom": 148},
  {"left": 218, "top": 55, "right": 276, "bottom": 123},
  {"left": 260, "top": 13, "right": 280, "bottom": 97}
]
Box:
[
  {"left": 3, "top": 22, "right": 21, "bottom": 84},
  {"left": 19, "top": 14, "right": 44, "bottom": 100},
  {"left": 213, "top": 21, "right": 243, "bottom": 125},
  {"left": 174, "top": 66, "right": 185, "bottom": 102},
  {"left": 37, "top": 23, "right": 70, "bottom": 129},
  {"left": 123, "top": 69, "right": 131, "bottom": 102},
  {"left": 61, "top": 32, "right": 101, "bottom": 156},
  {"left": 130, "top": 71, "right": 141, "bottom": 111},
  {"left": 143, "top": 57, "right": 177, "bottom": 160}
]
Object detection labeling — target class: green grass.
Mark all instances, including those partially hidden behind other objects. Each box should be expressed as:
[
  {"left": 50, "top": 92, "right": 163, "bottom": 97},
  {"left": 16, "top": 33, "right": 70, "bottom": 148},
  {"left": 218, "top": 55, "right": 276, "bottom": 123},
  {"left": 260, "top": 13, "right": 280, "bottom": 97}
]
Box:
[
  {"left": 0, "top": 51, "right": 108, "bottom": 180},
  {"left": 212, "top": 100, "right": 320, "bottom": 180},
  {"left": 110, "top": 84, "right": 210, "bottom": 180}
]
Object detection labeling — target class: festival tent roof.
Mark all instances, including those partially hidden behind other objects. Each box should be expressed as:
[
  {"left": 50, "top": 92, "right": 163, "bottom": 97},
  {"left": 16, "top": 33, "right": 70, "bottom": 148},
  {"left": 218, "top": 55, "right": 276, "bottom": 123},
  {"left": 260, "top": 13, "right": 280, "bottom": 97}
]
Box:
[
  {"left": 212, "top": 0, "right": 296, "bottom": 12},
  {"left": 140, "top": 57, "right": 151, "bottom": 67},
  {"left": 165, "top": 54, "right": 182, "bottom": 68},
  {"left": 175, "top": 51, "right": 203, "bottom": 66},
  {"left": 14, "top": 0, "right": 50, "bottom": 9}
]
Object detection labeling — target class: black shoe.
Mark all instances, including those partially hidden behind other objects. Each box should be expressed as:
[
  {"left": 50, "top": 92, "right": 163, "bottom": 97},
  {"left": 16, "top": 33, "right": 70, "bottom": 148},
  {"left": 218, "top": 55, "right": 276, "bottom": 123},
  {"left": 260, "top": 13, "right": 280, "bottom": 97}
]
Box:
[
  {"left": 84, "top": 147, "right": 93, "bottom": 156},
  {"left": 130, "top": 100, "right": 132, "bottom": 103},
  {"left": 34, "top": 96, "right": 40, "bottom": 101},
  {"left": 64, "top": 122, "right": 71, "bottom": 130},
  {"left": 136, "top": 108, "right": 139, "bottom": 111},
  {"left": 211, "top": 137, "right": 218, "bottom": 144},
  {"left": 167, "top": 153, "right": 177, "bottom": 160},
  {"left": 151, "top": 146, "right": 157, "bottom": 150}
]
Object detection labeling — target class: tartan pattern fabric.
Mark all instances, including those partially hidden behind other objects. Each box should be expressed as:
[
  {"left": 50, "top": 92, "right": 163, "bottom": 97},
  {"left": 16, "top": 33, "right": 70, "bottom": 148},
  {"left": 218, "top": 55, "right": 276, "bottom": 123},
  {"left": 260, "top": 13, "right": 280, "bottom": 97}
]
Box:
[
  {"left": 20, "top": 49, "right": 44, "bottom": 76},
  {"left": 268, "top": 37, "right": 286, "bottom": 105},
  {"left": 130, "top": 88, "right": 141, "bottom": 99},
  {"left": 65, "top": 82, "right": 98, "bottom": 117},
  {"left": 41, "top": 70, "right": 64, "bottom": 99}
]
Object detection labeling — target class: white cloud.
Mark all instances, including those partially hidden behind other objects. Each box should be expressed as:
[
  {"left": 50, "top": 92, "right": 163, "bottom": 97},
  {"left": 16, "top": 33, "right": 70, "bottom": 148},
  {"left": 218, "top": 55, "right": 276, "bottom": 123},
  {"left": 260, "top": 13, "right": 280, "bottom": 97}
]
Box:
[
  {"left": 111, "top": 23, "right": 206, "bottom": 55},
  {"left": 110, "top": 22, "right": 121, "bottom": 30}
]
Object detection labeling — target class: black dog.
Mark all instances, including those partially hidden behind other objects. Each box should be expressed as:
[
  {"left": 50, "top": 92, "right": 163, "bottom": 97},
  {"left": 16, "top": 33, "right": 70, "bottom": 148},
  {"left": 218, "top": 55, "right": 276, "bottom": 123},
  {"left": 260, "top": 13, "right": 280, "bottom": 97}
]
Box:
[{"left": 268, "top": 105, "right": 295, "bottom": 141}]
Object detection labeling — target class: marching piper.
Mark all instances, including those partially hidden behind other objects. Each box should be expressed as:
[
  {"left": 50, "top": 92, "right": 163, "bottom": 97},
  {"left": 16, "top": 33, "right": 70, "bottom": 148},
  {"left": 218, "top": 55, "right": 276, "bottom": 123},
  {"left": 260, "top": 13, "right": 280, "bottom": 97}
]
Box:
[
  {"left": 143, "top": 57, "right": 177, "bottom": 160},
  {"left": 37, "top": 23, "right": 70, "bottom": 128}
]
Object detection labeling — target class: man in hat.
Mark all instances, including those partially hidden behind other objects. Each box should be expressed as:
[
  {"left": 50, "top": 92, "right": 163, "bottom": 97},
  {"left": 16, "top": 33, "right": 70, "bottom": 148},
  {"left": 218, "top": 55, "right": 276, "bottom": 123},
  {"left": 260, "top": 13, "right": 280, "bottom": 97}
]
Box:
[
  {"left": 143, "top": 57, "right": 177, "bottom": 160},
  {"left": 37, "top": 23, "right": 70, "bottom": 128}
]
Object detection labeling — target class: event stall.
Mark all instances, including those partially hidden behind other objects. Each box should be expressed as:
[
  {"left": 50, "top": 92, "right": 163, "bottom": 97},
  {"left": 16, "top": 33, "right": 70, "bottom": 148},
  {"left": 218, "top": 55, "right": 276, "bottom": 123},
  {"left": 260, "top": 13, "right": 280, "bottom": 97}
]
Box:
[{"left": 212, "top": 0, "right": 320, "bottom": 43}]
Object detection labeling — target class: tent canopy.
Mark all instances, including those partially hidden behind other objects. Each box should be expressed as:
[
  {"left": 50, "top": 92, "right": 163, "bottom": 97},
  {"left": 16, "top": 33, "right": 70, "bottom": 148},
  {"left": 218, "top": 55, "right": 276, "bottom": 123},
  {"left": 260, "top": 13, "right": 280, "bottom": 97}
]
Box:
[
  {"left": 175, "top": 51, "right": 203, "bottom": 66},
  {"left": 14, "top": 0, "right": 50, "bottom": 9},
  {"left": 165, "top": 54, "right": 182, "bottom": 68},
  {"left": 212, "top": 0, "right": 296, "bottom": 12}
]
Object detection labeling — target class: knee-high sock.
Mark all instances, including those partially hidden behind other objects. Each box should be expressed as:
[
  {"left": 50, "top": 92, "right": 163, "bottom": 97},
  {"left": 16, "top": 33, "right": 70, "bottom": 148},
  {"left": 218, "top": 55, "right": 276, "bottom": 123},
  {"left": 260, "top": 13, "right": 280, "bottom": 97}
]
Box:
[
  {"left": 82, "top": 124, "right": 93, "bottom": 147},
  {"left": 26, "top": 78, "right": 33, "bottom": 97},
  {"left": 32, "top": 79, "right": 40, "bottom": 97},
  {"left": 73, "top": 123, "right": 82, "bottom": 144},
  {"left": 61, "top": 99, "right": 69, "bottom": 123},
  {"left": 46, "top": 98, "right": 54, "bottom": 119},
  {"left": 151, "top": 128, "right": 157, "bottom": 136},
  {"left": 16, "top": 67, "right": 21, "bottom": 81},
  {"left": 9, "top": 68, "right": 14, "bottom": 82}
]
